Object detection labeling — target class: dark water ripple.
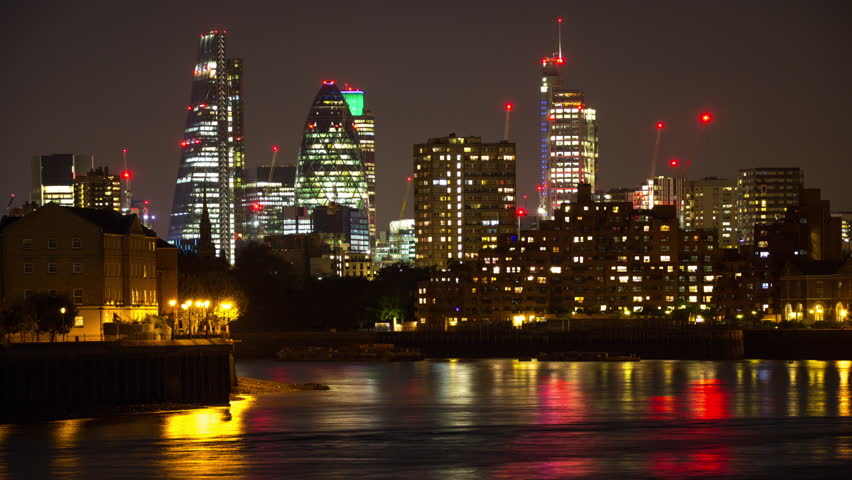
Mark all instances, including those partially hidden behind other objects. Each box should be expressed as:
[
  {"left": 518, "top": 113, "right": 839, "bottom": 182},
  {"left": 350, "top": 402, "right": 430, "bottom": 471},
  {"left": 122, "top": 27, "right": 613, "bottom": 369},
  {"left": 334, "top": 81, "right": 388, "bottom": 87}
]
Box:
[{"left": 2, "top": 359, "right": 852, "bottom": 479}]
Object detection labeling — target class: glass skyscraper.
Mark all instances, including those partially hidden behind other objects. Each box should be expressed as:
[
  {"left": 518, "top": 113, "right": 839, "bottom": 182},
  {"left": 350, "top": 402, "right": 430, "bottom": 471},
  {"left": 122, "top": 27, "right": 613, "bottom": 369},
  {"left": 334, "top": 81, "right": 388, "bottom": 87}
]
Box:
[
  {"left": 538, "top": 41, "right": 598, "bottom": 217},
  {"left": 168, "top": 30, "right": 245, "bottom": 264},
  {"left": 295, "top": 81, "right": 369, "bottom": 252},
  {"left": 341, "top": 86, "right": 376, "bottom": 246}
]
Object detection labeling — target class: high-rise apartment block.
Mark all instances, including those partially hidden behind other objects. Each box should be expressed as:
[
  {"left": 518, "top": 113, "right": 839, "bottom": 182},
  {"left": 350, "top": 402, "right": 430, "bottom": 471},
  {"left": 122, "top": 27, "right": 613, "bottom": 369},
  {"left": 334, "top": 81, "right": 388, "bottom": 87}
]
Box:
[
  {"left": 413, "top": 135, "right": 516, "bottom": 269},
  {"left": 73, "top": 167, "right": 122, "bottom": 211},
  {"left": 537, "top": 39, "right": 598, "bottom": 217},
  {"left": 30, "top": 154, "right": 90, "bottom": 207},
  {"left": 168, "top": 30, "right": 245, "bottom": 264},
  {"left": 683, "top": 177, "right": 737, "bottom": 249},
  {"left": 416, "top": 184, "right": 719, "bottom": 328},
  {"left": 736, "top": 167, "right": 803, "bottom": 247}
]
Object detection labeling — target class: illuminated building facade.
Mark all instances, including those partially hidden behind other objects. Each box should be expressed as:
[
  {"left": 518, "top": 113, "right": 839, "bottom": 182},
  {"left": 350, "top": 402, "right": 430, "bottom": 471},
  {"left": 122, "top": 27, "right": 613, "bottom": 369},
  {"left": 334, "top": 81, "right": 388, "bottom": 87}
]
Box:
[
  {"left": 544, "top": 90, "right": 598, "bottom": 214},
  {"left": 831, "top": 212, "right": 852, "bottom": 252},
  {"left": 683, "top": 177, "right": 737, "bottom": 249},
  {"left": 416, "top": 184, "right": 720, "bottom": 329},
  {"left": 735, "top": 167, "right": 802, "bottom": 247},
  {"left": 374, "top": 219, "right": 416, "bottom": 267},
  {"left": 243, "top": 165, "right": 296, "bottom": 239},
  {"left": 295, "top": 81, "right": 368, "bottom": 250},
  {"left": 30, "top": 154, "right": 90, "bottom": 207},
  {"left": 537, "top": 34, "right": 598, "bottom": 217},
  {"left": 73, "top": 167, "right": 122, "bottom": 211},
  {"left": 0, "top": 204, "right": 178, "bottom": 341},
  {"left": 341, "top": 86, "right": 376, "bottom": 246},
  {"left": 168, "top": 30, "right": 245, "bottom": 264},
  {"left": 413, "top": 135, "right": 516, "bottom": 269}
]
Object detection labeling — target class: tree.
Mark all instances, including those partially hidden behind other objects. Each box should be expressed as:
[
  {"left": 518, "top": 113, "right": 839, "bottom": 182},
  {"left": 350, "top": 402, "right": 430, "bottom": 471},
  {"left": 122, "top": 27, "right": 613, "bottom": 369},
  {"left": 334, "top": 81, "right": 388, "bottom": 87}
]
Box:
[
  {"left": 25, "top": 293, "right": 77, "bottom": 342},
  {"left": 0, "top": 300, "right": 25, "bottom": 342}
]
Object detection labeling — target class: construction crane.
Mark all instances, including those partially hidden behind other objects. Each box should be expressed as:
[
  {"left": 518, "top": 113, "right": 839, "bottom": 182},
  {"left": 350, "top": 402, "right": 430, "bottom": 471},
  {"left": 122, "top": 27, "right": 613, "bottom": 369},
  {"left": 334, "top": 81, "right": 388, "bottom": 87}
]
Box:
[{"left": 399, "top": 176, "right": 413, "bottom": 221}]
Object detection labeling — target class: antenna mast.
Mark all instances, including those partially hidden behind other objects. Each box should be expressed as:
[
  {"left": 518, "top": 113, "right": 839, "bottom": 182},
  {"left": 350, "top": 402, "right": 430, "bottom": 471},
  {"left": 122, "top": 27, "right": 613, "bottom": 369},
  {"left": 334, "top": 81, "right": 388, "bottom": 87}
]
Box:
[{"left": 557, "top": 17, "right": 564, "bottom": 59}]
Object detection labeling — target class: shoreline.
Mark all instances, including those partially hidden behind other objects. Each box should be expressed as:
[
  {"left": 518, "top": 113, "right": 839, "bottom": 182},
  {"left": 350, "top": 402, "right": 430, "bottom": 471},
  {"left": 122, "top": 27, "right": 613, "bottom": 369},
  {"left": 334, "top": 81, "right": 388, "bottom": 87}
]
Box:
[{"left": 1, "top": 376, "right": 329, "bottom": 424}]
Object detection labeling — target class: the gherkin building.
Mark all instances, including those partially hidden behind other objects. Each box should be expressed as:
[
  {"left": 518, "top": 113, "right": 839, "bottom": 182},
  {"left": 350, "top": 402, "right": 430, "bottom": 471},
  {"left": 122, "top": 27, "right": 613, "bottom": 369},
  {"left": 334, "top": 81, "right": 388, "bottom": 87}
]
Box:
[{"left": 295, "top": 81, "right": 368, "bottom": 217}]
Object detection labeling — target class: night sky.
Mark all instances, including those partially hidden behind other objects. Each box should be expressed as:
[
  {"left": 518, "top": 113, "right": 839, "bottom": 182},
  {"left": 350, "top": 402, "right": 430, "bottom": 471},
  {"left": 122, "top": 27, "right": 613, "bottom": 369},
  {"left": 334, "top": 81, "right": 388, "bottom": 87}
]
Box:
[{"left": 3, "top": 0, "right": 851, "bottom": 236}]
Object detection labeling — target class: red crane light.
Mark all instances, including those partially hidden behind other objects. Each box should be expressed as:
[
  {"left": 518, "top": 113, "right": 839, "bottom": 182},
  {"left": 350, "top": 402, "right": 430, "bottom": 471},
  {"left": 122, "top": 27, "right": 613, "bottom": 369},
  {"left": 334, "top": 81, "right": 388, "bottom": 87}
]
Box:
[
  {"left": 180, "top": 140, "right": 188, "bottom": 147},
  {"left": 121, "top": 148, "right": 128, "bottom": 154},
  {"left": 406, "top": 176, "right": 413, "bottom": 183},
  {"left": 272, "top": 145, "right": 279, "bottom": 152},
  {"left": 536, "top": 185, "right": 543, "bottom": 192},
  {"left": 700, "top": 112, "right": 712, "bottom": 124},
  {"left": 516, "top": 208, "right": 527, "bottom": 217},
  {"left": 121, "top": 170, "right": 132, "bottom": 180},
  {"left": 656, "top": 122, "right": 665, "bottom": 130},
  {"left": 143, "top": 200, "right": 150, "bottom": 206},
  {"left": 556, "top": 57, "right": 565, "bottom": 65},
  {"left": 504, "top": 103, "right": 513, "bottom": 112},
  {"left": 187, "top": 105, "right": 192, "bottom": 111},
  {"left": 557, "top": 17, "right": 564, "bottom": 23},
  {"left": 669, "top": 159, "right": 680, "bottom": 168}
]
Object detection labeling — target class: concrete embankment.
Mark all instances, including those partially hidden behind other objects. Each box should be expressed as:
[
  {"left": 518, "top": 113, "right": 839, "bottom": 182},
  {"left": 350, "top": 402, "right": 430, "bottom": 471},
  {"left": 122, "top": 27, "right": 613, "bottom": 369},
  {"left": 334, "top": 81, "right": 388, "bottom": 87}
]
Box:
[{"left": 0, "top": 340, "right": 235, "bottom": 422}]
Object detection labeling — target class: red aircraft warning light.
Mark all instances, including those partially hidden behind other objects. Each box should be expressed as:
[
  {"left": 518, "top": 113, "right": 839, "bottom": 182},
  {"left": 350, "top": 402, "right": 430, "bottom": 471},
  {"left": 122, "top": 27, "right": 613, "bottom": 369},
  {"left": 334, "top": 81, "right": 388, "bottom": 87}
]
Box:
[
  {"left": 180, "top": 140, "right": 188, "bottom": 147},
  {"left": 556, "top": 57, "right": 565, "bottom": 65},
  {"left": 322, "top": 80, "right": 335, "bottom": 85},
  {"left": 548, "top": 114, "right": 556, "bottom": 121},
  {"left": 272, "top": 145, "right": 280, "bottom": 152},
  {"left": 515, "top": 208, "right": 527, "bottom": 217},
  {"left": 536, "top": 185, "right": 543, "bottom": 192},
  {"left": 656, "top": 122, "right": 665, "bottom": 130},
  {"left": 251, "top": 202, "right": 263, "bottom": 212},
  {"left": 505, "top": 103, "right": 513, "bottom": 112},
  {"left": 406, "top": 176, "right": 413, "bottom": 183},
  {"left": 669, "top": 159, "right": 680, "bottom": 168},
  {"left": 121, "top": 170, "right": 132, "bottom": 180},
  {"left": 700, "top": 112, "right": 713, "bottom": 124}
]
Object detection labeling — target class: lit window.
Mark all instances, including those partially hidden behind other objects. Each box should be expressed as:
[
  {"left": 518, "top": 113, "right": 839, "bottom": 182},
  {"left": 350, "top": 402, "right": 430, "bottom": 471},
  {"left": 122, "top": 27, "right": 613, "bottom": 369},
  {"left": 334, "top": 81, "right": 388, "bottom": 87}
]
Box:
[{"left": 71, "top": 237, "right": 81, "bottom": 249}]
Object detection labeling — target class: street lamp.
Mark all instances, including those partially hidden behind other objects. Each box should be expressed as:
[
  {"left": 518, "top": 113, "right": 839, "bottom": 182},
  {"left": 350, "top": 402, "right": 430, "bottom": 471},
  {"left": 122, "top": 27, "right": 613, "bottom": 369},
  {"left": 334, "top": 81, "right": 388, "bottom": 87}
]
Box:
[{"left": 168, "top": 299, "right": 177, "bottom": 340}]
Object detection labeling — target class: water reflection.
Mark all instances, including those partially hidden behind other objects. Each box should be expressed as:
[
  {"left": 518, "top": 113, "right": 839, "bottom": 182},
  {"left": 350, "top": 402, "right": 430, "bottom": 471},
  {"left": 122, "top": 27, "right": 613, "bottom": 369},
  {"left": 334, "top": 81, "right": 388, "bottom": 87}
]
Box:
[{"left": 1, "top": 360, "right": 852, "bottom": 479}]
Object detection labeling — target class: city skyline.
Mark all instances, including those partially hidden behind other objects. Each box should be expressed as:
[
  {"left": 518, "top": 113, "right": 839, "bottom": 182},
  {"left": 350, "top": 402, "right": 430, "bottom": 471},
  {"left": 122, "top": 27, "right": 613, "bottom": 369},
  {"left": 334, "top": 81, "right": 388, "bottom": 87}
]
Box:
[{"left": 3, "top": 0, "right": 851, "bottom": 238}]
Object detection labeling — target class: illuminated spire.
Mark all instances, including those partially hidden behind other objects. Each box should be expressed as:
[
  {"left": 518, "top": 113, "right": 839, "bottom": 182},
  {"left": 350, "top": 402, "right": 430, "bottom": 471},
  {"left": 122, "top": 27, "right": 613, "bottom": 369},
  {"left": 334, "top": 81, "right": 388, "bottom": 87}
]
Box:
[{"left": 557, "top": 17, "right": 564, "bottom": 60}]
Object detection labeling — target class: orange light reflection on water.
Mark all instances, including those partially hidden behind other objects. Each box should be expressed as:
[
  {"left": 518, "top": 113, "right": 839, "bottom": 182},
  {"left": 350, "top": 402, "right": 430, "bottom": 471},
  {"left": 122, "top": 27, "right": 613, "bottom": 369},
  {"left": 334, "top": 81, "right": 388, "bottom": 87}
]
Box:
[{"left": 159, "top": 395, "right": 255, "bottom": 479}]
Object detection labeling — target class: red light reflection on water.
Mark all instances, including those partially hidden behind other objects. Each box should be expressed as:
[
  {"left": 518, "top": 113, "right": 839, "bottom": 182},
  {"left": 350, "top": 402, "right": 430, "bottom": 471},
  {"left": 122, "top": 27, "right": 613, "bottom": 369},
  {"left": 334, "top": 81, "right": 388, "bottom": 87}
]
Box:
[
  {"left": 537, "top": 378, "right": 582, "bottom": 425},
  {"left": 648, "top": 379, "right": 732, "bottom": 478}
]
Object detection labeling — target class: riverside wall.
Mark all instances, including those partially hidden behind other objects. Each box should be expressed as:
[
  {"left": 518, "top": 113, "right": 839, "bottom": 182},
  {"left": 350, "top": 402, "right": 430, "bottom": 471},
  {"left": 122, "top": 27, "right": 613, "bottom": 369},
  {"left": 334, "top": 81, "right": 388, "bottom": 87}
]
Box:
[{"left": 0, "top": 340, "right": 235, "bottom": 421}]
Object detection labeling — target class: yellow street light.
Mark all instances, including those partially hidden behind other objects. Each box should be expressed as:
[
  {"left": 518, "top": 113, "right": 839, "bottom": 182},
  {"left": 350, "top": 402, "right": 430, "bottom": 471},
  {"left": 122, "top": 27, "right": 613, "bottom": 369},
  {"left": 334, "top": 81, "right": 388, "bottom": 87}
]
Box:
[
  {"left": 168, "top": 299, "right": 177, "bottom": 307},
  {"left": 195, "top": 300, "right": 204, "bottom": 308},
  {"left": 60, "top": 307, "right": 66, "bottom": 314},
  {"left": 181, "top": 304, "right": 189, "bottom": 310},
  {"left": 203, "top": 300, "right": 210, "bottom": 308}
]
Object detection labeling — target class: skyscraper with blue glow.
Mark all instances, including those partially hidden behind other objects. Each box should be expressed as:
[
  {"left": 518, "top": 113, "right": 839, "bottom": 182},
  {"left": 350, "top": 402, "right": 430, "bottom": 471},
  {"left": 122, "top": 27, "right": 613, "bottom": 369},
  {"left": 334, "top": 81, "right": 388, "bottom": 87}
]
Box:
[{"left": 168, "top": 30, "right": 244, "bottom": 264}]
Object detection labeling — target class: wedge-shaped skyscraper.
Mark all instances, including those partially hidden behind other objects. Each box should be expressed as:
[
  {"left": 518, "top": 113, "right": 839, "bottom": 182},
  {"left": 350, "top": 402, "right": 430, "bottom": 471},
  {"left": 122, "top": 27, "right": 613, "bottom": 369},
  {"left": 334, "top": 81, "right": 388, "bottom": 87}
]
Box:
[{"left": 168, "top": 30, "right": 245, "bottom": 264}]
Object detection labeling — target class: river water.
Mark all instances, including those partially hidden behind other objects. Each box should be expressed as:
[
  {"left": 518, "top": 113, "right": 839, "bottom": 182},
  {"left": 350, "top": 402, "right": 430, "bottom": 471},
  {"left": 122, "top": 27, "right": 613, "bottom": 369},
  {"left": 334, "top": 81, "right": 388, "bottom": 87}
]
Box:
[{"left": 2, "top": 359, "right": 852, "bottom": 479}]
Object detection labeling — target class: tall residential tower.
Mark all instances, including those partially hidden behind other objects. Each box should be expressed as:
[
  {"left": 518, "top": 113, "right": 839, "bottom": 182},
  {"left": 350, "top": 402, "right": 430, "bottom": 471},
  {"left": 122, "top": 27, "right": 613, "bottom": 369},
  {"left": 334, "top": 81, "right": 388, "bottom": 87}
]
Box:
[
  {"left": 168, "top": 30, "right": 245, "bottom": 264},
  {"left": 538, "top": 19, "right": 598, "bottom": 217}
]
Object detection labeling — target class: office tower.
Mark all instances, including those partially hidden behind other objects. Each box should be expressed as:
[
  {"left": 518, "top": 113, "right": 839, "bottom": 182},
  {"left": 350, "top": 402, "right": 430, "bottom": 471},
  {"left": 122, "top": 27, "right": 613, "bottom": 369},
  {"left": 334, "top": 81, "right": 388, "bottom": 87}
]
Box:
[
  {"left": 243, "top": 165, "right": 296, "bottom": 239},
  {"left": 736, "top": 167, "right": 803, "bottom": 246},
  {"left": 312, "top": 203, "right": 370, "bottom": 254},
  {"left": 341, "top": 86, "right": 376, "bottom": 246},
  {"left": 294, "top": 81, "right": 368, "bottom": 249},
  {"left": 31, "top": 154, "right": 90, "bottom": 207},
  {"left": 413, "top": 135, "right": 516, "bottom": 269},
  {"left": 537, "top": 22, "right": 598, "bottom": 217},
  {"left": 683, "top": 177, "right": 737, "bottom": 249},
  {"left": 73, "top": 167, "right": 122, "bottom": 211},
  {"left": 168, "top": 30, "right": 245, "bottom": 264}
]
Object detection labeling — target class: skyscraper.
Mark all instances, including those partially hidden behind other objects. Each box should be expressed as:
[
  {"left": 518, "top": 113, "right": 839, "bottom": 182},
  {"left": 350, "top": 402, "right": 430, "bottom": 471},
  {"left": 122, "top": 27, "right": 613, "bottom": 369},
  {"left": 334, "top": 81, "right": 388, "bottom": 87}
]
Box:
[
  {"left": 413, "top": 135, "right": 516, "bottom": 269},
  {"left": 31, "top": 154, "right": 90, "bottom": 207},
  {"left": 341, "top": 85, "right": 376, "bottom": 246},
  {"left": 683, "top": 177, "right": 737, "bottom": 249},
  {"left": 74, "top": 166, "right": 122, "bottom": 211},
  {"left": 736, "top": 167, "right": 803, "bottom": 246},
  {"left": 537, "top": 20, "right": 599, "bottom": 217},
  {"left": 168, "top": 30, "right": 245, "bottom": 264},
  {"left": 243, "top": 164, "right": 296, "bottom": 239},
  {"left": 294, "top": 81, "right": 369, "bottom": 252}
]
